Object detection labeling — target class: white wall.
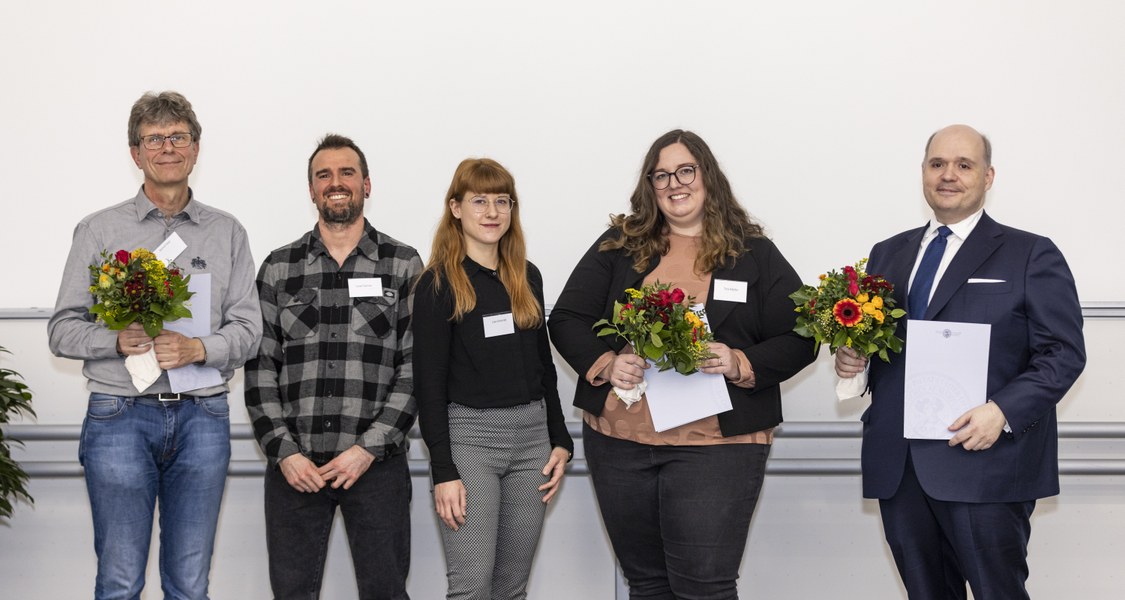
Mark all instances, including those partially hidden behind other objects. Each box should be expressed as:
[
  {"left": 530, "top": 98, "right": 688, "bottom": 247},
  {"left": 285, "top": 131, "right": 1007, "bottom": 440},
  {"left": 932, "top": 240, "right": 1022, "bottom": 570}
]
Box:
[{"left": 2, "top": 1, "right": 1123, "bottom": 598}]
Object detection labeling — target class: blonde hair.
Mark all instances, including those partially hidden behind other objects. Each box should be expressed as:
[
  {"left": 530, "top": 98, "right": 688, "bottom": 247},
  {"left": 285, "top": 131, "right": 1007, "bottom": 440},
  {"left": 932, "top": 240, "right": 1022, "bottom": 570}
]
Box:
[{"left": 424, "top": 158, "right": 542, "bottom": 328}]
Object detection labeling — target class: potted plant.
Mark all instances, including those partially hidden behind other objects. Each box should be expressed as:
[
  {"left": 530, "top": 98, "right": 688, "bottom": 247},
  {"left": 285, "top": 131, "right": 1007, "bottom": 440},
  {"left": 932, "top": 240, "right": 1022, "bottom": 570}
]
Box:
[{"left": 0, "top": 345, "right": 35, "bottom": 519}]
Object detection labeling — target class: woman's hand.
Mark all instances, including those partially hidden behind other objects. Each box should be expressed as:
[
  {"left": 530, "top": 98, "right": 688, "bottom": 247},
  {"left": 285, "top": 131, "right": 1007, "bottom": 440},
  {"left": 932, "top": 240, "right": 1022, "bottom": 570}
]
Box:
[
  {"left": 434, "top": 479, "right": 467, "bottom": 531},
  {"left": 700, "top": 342, "right": 741, "bottom": 380},
  {"left": 538, "top": 447, "right": 570, "bottom": 504},
  {"left": 599, "top": 353, "right": 650, "bottom": 389}
]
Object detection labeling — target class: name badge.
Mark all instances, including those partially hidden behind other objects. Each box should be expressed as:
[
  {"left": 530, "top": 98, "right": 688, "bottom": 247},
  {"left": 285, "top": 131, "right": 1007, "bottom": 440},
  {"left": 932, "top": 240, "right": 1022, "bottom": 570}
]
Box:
[
  {"left": 483, "top": 312, "right": 515, "bottom": 338},
  {"left": 154, "top": 232, "right": 187, "bottom": 265},
  {"left": 713, "top": 279, "right": 748, "bottom": 303},
  {"left": 348, "top": 278, "right": 384, "bottom": 298}
]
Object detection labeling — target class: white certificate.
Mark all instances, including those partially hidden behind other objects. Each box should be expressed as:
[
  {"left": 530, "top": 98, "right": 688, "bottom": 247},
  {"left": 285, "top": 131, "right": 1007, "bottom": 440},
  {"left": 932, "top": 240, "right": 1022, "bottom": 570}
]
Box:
[
  {"left": 903, "top": 320, "right": 991, "bottom": 440},
  {"left": 645, "top": 369, "right": 732, "bottom": 432},
  {"left": 165, "top": 274, "right": 224, "bottom": 393}
]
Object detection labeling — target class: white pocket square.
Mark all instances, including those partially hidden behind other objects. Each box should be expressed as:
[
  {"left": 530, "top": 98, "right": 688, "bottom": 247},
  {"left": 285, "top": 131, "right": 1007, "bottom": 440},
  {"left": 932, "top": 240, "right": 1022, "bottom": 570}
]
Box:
[{"left": 967, "top": 278, "right": 1006, "bottom": 284}]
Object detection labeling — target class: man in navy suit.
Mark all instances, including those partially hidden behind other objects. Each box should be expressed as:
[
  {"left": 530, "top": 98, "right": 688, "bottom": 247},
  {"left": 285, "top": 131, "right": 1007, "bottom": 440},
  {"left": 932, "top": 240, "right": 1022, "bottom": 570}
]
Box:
[{"left": 835, "top": 124, "right": 1086, "bottom": 599}]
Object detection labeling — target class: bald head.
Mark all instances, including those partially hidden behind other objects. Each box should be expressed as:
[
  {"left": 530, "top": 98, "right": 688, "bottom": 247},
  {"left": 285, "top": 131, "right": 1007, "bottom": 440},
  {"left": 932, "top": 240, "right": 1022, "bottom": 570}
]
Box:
[
  {"left": 921, "top": 124, "right": 996, "bottom": 224},
  {"left": 925, "top": 124, "right": 991, "bottom": 167}
]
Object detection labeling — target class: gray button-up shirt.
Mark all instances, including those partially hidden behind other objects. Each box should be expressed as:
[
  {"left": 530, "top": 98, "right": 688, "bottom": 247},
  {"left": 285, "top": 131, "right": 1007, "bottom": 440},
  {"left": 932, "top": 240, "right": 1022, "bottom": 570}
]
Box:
[{"left": 48, "top": 188, "right": 262, "bottom": 396}]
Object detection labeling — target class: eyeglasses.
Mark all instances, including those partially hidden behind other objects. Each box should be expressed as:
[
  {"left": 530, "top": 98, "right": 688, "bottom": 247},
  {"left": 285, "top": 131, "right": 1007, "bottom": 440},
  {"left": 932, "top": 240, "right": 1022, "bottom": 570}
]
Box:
[
  {"left": 649, "top": 164, "right": 699, "bottom": 190},
  {"left": 465, "top": 196, "right": 515, "bottom": 214},
  {"left": 139, "top": 133, "right": 194, "bottom": 150}
]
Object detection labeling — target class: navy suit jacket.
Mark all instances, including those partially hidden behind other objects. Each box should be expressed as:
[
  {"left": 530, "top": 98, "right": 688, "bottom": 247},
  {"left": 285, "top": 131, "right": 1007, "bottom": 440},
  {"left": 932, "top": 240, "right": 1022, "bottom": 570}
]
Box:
[{"left": 863, "top": 212, "right": 1085, "bottom": 503}]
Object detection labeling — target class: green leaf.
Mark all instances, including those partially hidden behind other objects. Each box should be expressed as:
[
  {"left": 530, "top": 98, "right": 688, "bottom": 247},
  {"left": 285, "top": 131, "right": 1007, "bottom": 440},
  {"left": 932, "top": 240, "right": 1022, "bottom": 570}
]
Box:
[{"left": 890, "top": 309, "right": 907, "bottom": 318}]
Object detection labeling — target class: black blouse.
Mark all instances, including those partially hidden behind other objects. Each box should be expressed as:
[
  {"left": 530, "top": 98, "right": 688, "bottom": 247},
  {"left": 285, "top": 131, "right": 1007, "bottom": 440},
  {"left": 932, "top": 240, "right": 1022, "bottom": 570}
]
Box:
[{"left": 413, "top": 257, "right": 573, "bottom": 484}]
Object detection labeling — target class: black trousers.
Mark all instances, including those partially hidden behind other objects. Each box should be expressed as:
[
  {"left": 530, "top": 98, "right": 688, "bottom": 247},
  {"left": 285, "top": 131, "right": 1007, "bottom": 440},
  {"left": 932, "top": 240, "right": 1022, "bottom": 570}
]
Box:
[{"left": 584, "top": 423, "right": 769, "bottom": 600}]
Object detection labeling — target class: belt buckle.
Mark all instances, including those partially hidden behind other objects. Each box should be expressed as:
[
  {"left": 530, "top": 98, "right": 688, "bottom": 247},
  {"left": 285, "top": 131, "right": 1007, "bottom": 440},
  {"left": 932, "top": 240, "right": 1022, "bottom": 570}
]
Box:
[{"left": 157, "top": 393, "right": 182, "bottom": 402}]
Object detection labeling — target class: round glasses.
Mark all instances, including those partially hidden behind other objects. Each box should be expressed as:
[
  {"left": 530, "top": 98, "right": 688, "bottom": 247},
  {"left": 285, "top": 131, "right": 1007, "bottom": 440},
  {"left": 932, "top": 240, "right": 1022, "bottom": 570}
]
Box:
[
  {"left": 649, "top": 164, "right": 699, "bottom": 190},
  {"left": 140, "top": 133, "right": 194, "bottom": 150},
  {"left": 465, "top": 196, "right": 515, "bottom": 214}
]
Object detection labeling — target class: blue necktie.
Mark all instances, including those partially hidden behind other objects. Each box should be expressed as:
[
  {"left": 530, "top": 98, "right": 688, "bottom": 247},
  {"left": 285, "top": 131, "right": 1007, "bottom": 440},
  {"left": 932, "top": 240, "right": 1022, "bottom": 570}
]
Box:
[{"left": 908, "top": 226, "right": 952, "bottom": 320}]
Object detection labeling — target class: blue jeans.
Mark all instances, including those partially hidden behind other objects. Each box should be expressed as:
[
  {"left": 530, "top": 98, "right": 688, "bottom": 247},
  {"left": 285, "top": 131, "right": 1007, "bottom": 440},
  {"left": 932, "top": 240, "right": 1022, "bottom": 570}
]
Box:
[
  {"left": 79, "top": 393, "right": 232, "bottom": 600},
  {"left": 264, "top": 451, "right": 412, "bottom": 600},
  {"left": 584, "top": 424, "right": 770, "bottom": 600}
]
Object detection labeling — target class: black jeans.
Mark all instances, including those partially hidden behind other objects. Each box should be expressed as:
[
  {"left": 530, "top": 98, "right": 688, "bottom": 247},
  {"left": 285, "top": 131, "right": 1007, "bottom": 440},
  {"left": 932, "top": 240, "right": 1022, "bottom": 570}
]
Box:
[
  {"left": 584, "top": 423, "right": 769, "bottom": 600},
  {"left": 264, "top": 452, "right": 412, "bottom": 600}
]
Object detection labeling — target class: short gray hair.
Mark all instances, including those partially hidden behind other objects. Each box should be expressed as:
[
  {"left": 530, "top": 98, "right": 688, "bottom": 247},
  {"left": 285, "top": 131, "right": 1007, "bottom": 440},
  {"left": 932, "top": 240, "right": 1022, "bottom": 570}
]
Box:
[{"left": 127, "top": 91, "right": 202, "bottom": 147}]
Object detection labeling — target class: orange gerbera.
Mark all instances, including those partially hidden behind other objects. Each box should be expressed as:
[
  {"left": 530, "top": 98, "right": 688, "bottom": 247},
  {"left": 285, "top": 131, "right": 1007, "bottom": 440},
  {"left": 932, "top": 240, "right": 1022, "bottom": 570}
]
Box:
[{"left": 833, "top": 298, "right": 863, "bottom": 327}]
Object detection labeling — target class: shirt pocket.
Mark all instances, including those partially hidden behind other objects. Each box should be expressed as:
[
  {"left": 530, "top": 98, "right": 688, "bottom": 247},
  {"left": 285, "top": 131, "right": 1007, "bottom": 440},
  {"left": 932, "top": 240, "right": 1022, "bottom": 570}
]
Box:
[
  {"left": 352, "top": 295, "right": 395, "bottom": 338},
  {"left": 280, "top": 288, "right": 320, "bottom": 340}
]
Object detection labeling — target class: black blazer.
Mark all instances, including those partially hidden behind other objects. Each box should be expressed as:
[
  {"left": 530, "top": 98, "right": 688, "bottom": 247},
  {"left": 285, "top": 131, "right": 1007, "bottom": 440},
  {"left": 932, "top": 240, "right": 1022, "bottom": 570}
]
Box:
[{"left": 548, "top": 229, "right": 815, "bottom": 436}]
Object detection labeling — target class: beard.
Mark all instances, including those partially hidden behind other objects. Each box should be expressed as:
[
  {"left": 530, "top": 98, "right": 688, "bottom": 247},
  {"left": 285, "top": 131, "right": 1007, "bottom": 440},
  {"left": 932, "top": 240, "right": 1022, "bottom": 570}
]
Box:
[{"left": 318, "top": 192, "right": 364, "bottom": 225}]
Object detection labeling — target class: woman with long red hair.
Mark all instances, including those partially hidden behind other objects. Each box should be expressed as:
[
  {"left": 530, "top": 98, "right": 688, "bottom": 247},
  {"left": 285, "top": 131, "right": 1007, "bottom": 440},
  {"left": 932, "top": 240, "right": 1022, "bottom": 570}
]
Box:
[{"left": 414, "top": 158, "right": 573, "bottom": 599}]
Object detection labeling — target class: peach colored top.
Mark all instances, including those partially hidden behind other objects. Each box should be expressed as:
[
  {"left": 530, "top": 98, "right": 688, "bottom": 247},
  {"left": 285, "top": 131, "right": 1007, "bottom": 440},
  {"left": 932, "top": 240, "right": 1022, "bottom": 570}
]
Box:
[{"left": 584, "top": 233, "right": 773, "bottom": 446}]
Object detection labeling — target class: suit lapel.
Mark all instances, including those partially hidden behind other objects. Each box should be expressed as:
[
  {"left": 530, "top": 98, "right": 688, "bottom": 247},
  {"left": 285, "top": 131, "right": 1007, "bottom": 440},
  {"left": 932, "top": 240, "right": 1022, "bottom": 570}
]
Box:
[
  {"left": 925, "top": 212, "right": 1003, "bottom": 318},
  {"left": 705, "top": 252, "right": 760, "bottom": 330},
  {"left": 875, "top": 225, "right": 926, "bottom": 310}
]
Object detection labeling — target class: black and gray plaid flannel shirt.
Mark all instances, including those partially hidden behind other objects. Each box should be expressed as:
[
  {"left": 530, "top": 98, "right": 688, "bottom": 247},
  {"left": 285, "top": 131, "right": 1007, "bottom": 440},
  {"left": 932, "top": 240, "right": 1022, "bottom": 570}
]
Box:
[{"left": 246, "top": 220, "right": 423, "bottom": 468}]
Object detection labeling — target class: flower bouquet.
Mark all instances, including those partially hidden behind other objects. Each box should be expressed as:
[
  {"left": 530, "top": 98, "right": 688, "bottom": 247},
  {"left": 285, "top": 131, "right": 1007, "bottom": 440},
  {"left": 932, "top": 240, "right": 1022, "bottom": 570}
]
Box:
[
  {"left": 789, "top": 259, "right": 905, "bottom": 399},
  {"left": 592, "top": 282, "right": 714, "bottom": 406},
  {"left": 89, "top": 248, "right": 193, "bottom": 391}
]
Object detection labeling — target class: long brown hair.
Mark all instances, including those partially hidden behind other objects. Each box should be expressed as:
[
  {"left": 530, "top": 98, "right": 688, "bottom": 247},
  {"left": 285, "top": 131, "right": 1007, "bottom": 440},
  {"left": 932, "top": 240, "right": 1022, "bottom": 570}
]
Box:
[
  {"left": 424, "top": 158, "right": 542, "bottom": 328},
  {"left": 600, "top": 130, "right": 764, "bottom": 273}
]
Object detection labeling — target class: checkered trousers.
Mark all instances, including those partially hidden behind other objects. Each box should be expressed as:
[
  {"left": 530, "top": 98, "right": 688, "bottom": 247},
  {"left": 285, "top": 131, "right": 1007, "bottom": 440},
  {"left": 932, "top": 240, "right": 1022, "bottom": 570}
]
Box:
[{"left": 246, "top": 221, "right": 424, "bottom": 467}]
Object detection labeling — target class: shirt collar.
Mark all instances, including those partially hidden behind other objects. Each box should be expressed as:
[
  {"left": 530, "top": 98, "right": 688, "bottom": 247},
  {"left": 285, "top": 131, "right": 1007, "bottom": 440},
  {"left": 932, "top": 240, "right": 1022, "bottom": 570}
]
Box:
[
  {"left": 306, "top": 218, "right": 380, "bottom": 264},
  {"left": 925, "top": 207, "right": 984, "bottom": 242},
  {"left": 131, "top": 186, "right": 199, "bottom": 223}
]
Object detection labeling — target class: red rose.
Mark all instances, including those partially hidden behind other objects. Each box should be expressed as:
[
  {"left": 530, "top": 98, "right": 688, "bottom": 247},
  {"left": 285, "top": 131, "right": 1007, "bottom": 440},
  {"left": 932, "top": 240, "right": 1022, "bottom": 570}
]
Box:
[
  {"left": 670, "top": 288, "right": 686, "bottom": 304},
  {"left": 115, "top": 250, "right": 131, "bottom": 264},
  {"left": 848, "top": 282, "right": 859, "bottom": 296},
  {"left": 657, "top": 289, "right": 672, "bottom": 306}
]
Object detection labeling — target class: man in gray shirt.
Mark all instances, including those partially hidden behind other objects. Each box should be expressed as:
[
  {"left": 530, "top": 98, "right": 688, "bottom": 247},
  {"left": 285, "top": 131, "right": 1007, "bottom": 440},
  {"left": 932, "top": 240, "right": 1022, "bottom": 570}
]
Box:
[{"left": 48, "top": 91, "right": 261, "bottom": 600}]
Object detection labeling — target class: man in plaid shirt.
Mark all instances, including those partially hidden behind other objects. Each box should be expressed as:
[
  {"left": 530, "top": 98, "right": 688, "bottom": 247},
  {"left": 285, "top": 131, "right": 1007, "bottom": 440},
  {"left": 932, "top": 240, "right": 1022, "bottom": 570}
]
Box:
[{"left": 246, "top": 134, "right": 423, "bottom": 599}]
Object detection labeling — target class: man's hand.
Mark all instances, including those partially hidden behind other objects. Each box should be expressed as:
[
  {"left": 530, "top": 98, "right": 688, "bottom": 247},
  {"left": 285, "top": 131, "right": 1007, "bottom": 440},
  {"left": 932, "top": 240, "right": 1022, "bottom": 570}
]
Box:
[
  {"left": 538, "top": 447, "right": 570, "bottom": 504},
  {"left": 153, "top": 330, "right": 205, "bottom": 369},
  {"left": 835, "top": 346, "right": 868, "bottom": 378},
  {"left": 317, "top": 445, "right": 375, "bottom": 490},
  {"left": 117, "top": 322, "right": 154, "bottom": 356},
  {"left": 948, "top": 401, "right": 1007, "bottom": 451},
  {"left": 280, "top": 453, "right": 327, "bottom": 493},
  {"left": 434, "top": 480, "right": 467, "bottom": 531}
]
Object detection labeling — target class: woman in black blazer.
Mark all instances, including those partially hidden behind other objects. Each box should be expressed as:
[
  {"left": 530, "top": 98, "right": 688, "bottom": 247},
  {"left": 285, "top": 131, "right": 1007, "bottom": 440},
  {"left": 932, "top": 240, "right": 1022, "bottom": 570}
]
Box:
[{"left": 548, "top": 130, "right": 814, "bottom": 599}]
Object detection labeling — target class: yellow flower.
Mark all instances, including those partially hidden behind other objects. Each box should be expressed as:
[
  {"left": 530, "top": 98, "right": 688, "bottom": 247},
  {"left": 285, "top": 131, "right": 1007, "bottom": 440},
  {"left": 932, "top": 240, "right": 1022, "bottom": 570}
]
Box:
[
  {"left": 856, "top": 293, "right": 869, "bottom": 303},
  {"left": 862, "top": 302, "right": 878, "bottom": 315},
  {"left": 873, "top": 310, "right": 885, "bottom": 324},
  {"left": 98, "top": 273, "right": 112, "bottom": 289},
  {"left": 871, "top": 296, "right": 883, "bottom": 309},
  {"left": 625, "top": 288, "right": 643, "bottom": 299},
  {"left": 131, "top": 248, "right": 156, "bottom": 262},
  {"left": 818, "top": 274, "right": 827, "bottom": 281},
  {"left": 685, "top": 312, "right": 702, "bottom": 328}
]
